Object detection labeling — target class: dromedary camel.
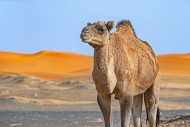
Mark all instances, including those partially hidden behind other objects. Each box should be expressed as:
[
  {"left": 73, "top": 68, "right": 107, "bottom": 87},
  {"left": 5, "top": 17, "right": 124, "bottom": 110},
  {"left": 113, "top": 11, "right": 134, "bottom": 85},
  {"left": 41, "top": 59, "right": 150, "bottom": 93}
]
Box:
[{"left": 80, "top": 20, "right": 160, "bottom": 127}]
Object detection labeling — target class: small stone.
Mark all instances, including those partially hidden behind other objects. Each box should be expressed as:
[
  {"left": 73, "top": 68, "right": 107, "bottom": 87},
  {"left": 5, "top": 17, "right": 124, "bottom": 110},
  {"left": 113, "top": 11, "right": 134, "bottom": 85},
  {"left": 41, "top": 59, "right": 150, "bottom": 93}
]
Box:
[
  {"left": 95, "top": 118, "right": 103, "bottom": 122},
  {"left": 180, "top": 121, "right": 185, "bottom": 125},
  {"left": 33, "top": 93, "right": 38, "bottom": 96}
]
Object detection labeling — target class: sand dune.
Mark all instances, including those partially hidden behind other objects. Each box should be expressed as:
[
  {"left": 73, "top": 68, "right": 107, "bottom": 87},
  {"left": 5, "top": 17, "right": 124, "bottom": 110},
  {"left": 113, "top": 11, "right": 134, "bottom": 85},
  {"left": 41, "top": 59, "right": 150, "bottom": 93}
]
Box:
[
  {"left": 0, "top": 51, "right": 93, "bottom": 80},
  {"left": 0, "top": 51, "right": 190, "bottom": 79},
  {"left": 158, "top": 54, "right": 190, "bottom": 76}
]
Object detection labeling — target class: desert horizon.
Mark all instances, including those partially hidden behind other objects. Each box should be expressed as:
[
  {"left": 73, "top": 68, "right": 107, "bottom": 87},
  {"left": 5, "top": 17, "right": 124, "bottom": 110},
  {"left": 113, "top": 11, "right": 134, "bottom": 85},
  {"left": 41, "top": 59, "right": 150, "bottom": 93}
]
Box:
[{"left": 0, "top": 50, "right": 190, "bottom": 80}]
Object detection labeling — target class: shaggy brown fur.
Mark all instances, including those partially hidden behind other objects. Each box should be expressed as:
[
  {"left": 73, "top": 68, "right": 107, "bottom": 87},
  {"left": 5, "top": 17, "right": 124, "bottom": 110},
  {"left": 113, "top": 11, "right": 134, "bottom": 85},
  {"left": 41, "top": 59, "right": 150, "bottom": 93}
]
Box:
[
  {"left": 80, "top": 19, "right": 160, "bottom": 127},
  {"left": 116, "top": 20, "right": 137, "bottom": 37}
]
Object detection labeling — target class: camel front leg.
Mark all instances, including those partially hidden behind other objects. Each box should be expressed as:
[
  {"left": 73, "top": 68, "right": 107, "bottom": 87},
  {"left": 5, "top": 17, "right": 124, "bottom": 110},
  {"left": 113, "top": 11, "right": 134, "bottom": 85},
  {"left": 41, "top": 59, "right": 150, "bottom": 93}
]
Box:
[
  {"left": 132, "top": 94, "right": 143, "bottom": 127},
  {"left": 119, "top": 95, "right": 133, "bottom": 127},
  {"left": 97, "top": 93, "right": 112, "bottom": 127}
]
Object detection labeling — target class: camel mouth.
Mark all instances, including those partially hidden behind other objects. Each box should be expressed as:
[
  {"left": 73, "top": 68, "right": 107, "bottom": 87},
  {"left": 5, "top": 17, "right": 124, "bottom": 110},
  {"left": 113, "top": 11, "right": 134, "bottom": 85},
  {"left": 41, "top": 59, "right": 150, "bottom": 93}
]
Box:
[{"left": 80, "top": 33, "right": 92, "bottom": 43}]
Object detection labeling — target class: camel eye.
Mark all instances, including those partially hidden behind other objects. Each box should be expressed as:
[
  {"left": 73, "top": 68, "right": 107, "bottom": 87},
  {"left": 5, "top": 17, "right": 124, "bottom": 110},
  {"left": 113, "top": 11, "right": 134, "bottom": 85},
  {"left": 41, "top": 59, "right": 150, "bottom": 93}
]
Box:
[{"left": 95, "top": 25, "right": 106, "bottom": 34}]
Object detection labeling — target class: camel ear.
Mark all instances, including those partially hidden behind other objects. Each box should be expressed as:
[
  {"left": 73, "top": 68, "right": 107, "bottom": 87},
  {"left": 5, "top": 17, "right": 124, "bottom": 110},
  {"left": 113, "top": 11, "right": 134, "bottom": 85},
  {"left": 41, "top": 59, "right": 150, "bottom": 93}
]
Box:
[
  {"left": 87, "top": 22, "right": 92, "bottom": 26},
  {"left": 106, "top": 21, "right": 114, "bottom": 32}
]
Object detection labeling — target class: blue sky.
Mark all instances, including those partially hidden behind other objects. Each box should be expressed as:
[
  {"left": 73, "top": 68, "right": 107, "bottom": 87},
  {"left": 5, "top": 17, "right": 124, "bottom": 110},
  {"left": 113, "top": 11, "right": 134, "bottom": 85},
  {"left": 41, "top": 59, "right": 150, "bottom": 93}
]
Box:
[{"left": 0, "top": 0, "right": 189, "bottom": 56}]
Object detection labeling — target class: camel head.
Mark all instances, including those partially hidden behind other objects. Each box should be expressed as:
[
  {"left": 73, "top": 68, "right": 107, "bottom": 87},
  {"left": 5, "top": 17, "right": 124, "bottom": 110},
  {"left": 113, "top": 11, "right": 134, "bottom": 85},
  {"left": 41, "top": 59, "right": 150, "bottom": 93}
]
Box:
[{"left": 80, "top": 21, "right": 114, "bottom": 47}]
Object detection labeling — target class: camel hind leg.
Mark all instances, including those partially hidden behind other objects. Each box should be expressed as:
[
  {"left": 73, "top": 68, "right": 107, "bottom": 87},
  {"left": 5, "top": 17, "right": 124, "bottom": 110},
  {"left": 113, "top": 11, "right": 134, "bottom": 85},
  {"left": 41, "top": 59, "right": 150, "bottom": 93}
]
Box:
[{"left": 144, "top": 73, "right": 161, "bottom": 127}]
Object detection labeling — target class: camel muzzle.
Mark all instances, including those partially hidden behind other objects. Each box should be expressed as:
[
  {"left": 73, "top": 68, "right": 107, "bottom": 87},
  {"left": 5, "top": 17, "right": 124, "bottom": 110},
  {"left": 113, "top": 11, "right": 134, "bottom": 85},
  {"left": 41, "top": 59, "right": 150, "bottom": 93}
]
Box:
[{"left": 80, "top": 32, "right": 91, "bottom": 43}]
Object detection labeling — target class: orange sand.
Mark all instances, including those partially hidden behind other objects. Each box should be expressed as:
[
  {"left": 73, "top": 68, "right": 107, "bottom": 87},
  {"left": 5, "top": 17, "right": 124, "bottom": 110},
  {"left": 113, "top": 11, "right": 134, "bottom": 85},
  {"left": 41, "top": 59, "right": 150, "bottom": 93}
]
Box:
[
  {"left": 0, "top": 51, "right": 190, "bottom": 79},
  {"left": 157, "top": 54, "right": 190, "bottom": 77},
  {"left": 0, "top": 51, "right": 93, "bottom": 80}
]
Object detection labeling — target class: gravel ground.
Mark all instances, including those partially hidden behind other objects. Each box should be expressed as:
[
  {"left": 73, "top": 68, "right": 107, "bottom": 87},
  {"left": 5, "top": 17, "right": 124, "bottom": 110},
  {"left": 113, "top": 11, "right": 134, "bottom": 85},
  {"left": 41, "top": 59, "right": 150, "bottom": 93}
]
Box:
[{"left": 0, "top": 110, "right": 190, "bottom": 127}]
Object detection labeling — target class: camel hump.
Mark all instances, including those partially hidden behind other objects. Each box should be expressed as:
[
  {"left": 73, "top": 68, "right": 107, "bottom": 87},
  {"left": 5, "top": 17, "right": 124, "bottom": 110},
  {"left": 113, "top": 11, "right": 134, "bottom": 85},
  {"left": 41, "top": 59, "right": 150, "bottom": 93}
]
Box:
[
  {"left": 116, "top": 20, "right": 133, "bottom": 29},
  {"left": 116, "top": 19, "right": 137, "bottom": 38}
]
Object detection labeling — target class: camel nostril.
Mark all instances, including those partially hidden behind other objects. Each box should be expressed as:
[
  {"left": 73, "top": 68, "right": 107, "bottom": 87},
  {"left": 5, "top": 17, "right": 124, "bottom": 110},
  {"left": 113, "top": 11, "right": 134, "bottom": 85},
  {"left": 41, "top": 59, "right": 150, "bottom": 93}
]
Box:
[
  {"left": 80, "top": 33, "right": 85, "bottom": 38},
  {"left": 80, "top": 33, "right": 90, "bottom": 39}
]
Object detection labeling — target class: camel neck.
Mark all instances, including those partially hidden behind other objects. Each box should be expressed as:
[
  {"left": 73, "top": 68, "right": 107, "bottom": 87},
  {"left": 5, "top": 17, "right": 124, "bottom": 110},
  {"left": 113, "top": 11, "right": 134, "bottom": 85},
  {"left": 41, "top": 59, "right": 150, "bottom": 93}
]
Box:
[{"left": 93, "top": 44, "right": 112, "bottom": 71}]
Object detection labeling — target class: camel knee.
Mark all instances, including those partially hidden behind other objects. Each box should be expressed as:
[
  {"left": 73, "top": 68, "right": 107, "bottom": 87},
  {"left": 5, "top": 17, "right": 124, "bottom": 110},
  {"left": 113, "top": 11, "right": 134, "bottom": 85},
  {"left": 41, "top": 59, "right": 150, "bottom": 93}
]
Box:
[{"left": 146, "top": 95, "right": 158, "bottom": 112}]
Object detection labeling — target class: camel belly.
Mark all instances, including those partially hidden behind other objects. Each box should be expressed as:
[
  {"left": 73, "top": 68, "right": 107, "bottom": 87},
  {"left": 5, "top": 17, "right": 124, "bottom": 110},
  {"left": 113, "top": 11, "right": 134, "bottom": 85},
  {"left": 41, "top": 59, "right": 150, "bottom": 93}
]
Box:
[
  {"left": 113, "top": 71, "right": 158, "bottom": 100},
  {"left": 113, "top": 81, "right": 149, "bottom": 100}
]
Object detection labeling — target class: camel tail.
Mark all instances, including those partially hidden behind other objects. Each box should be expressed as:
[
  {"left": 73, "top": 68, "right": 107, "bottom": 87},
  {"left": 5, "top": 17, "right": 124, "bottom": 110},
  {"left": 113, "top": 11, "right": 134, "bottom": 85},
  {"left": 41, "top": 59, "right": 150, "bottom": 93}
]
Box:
[{"left": 156, "top": 107, "right": 160, "bottom": 127}]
